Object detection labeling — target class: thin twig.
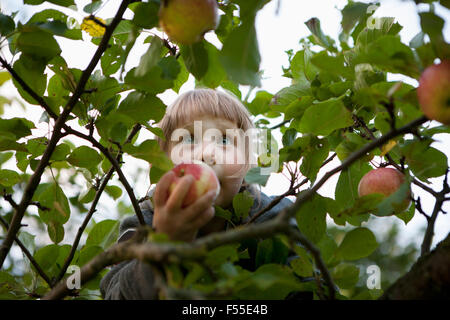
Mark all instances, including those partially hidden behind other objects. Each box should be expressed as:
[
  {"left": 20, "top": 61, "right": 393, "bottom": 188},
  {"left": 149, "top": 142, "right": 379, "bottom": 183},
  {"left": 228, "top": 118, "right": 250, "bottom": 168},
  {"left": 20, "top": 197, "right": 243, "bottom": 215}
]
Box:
[
  {"left": 55, "top": 124, "right": 142, "bottom": 283},
  {"left": 0, "top": 216, "right": 53, "bottom": 287},
  {"left": 63, "top": 125, "right": 145, "bottom": 226}
]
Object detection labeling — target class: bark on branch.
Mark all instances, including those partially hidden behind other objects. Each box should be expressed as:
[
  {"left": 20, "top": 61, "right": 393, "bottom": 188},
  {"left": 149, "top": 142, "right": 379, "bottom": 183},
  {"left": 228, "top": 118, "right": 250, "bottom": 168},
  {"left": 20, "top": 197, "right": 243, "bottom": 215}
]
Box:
[{"left": 381, "top": 232, "right": 450, "bottom": 299}]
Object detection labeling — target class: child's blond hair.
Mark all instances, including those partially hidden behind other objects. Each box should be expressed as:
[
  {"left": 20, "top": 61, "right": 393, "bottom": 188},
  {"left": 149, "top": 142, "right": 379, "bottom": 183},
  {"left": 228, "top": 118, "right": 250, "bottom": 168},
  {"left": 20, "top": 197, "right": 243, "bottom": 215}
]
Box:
[{"left": 156, "top": 88, "right": 254, "bottom": 152}]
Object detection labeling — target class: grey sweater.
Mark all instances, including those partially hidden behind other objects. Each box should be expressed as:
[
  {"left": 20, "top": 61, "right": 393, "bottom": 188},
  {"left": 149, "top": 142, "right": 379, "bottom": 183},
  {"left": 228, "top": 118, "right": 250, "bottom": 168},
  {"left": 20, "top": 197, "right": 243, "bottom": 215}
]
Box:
[{"left": 99, "top": 187, "right": 305, "bottom": 300}]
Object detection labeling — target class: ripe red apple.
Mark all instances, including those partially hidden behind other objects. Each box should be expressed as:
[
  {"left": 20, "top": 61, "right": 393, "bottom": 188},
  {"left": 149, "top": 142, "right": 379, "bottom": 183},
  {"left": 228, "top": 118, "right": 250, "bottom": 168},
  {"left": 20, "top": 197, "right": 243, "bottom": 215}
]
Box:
[
  {"left": 358, "top": 167, "right": 411, "bottom": 214},
  {"left": 169, "top": 160, "right": 220, "bottom": 208},
  {"left": 159, "top": 0, "right": 218, "bottom": 45},
  {"left": 417, "top": 60, "right": 450, "bottom": 125}
]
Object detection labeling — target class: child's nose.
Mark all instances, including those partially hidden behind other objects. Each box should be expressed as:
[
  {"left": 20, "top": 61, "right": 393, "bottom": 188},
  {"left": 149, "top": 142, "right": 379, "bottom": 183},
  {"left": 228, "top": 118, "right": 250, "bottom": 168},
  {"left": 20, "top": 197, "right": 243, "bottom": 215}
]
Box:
[{"left": 196, "top": 141, "right": 216, "bottom": 165}]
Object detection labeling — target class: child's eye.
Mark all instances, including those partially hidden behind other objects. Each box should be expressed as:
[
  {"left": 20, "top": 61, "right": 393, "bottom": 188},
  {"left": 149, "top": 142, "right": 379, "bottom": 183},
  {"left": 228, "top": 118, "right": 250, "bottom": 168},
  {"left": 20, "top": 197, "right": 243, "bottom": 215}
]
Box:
[
  {"left": 219, "top": 136, "right": 232, "bottom": 145},
  {"left": 182, "top": 135, "right": 194, "bottom": 144}
]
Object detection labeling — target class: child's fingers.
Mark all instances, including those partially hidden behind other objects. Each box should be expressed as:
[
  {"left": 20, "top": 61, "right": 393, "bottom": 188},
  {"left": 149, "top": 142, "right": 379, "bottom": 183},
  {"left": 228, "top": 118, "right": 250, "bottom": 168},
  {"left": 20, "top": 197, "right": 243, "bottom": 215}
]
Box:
[
  {"left": 191, "top": 206, "right": 215, "bottom": 229},
  {"left": 153, "top": 171, "right": 175, "bottom": 208},
  {"left": 166, "top": 175, "right": 194, "bottom": 211},
  {"left": 184, "top": 190, "right": 216, "bottom": 221}
]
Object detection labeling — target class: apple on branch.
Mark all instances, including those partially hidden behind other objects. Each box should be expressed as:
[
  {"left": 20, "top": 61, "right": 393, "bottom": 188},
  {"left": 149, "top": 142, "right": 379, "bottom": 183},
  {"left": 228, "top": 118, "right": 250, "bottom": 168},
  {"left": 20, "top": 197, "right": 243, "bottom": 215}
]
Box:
[
  {"left": 417, "top": 60, "right": 450, "bottom": 125},
  {"left": 168, "top": 160, "right": 220, "bottom": 208},
  {"left": 358, "top": 167, "right": 411, "bottom": 214},
  {"left": 159, "top": 0, "right": 219, "bottom": 45}
]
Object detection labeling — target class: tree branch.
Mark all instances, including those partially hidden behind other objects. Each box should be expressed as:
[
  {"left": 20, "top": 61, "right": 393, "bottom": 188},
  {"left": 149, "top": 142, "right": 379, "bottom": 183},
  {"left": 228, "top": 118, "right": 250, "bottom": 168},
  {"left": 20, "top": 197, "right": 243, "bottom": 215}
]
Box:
[
  {"left": 55, "top": 124, "right": 142, "bottom": 283},
  {"left": 0, "top": 0, "right": 134, "bottom": 269},
  {"left": 421, "top": 170, "right": 450, "bottom": 256},
  {"left": 381, "top": 232, "right": 450, "bottom": 299},
  {"left": 0, "top": 215, "right": 53, "bottom": 287},
  {"left": 42, "top": 115, "right": 429, "bottom": 300},
  {"left": 63, "top": 125, "right": 145, "bottom": 226}
]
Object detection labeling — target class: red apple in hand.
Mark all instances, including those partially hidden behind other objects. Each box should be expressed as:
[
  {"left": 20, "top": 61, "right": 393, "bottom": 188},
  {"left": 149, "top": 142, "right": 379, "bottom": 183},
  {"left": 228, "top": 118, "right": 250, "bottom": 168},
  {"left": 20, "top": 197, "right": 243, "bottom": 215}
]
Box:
[
  {"left": 417, "top": 60, "right": 450, "bottom": 125},
  {"left": 169, "top": 160, "right": 220, "bottom": 208},
  {"left": 159, "top": 0, "right": 218, "bottom": 45},
  {"left": 358, "top": 167, "right": 411, "bottom": 214}
]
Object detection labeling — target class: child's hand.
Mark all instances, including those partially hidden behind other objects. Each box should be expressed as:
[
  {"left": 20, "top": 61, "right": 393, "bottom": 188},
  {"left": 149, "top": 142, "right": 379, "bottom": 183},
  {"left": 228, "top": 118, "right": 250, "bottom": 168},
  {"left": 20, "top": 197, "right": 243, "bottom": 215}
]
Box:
[{"left": 152, "top": 171, "right": 216, "bottom": 242}]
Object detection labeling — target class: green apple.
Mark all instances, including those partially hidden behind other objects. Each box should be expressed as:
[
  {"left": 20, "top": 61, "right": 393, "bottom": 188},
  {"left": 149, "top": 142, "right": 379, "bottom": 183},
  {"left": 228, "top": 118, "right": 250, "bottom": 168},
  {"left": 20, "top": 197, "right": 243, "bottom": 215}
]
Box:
[
  {"left": 417, "top": 60, "right": 450, "bottom": 125},
  {"left": 159, "top": 0, "right": 218, "bottom": 45}
]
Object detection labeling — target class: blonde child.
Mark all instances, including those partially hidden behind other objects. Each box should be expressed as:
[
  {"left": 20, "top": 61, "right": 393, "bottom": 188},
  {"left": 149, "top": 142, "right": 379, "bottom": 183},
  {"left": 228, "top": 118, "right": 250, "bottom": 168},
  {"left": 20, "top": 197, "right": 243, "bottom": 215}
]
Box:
[{"left": 100, "top": 88, "right": 297, "bottom": 299}]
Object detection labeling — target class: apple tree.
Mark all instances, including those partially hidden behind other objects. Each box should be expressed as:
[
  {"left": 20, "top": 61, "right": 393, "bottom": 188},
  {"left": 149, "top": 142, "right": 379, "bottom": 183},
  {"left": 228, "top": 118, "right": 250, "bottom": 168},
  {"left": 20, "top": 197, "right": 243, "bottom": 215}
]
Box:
[{"left": 0, "top": 0, "right": 449, "bottom": 300}]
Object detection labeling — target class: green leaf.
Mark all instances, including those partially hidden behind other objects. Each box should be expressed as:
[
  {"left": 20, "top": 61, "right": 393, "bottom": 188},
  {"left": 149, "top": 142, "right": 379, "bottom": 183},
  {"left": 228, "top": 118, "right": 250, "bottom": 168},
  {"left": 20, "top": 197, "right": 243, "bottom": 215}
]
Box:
[
  {"left": 33, "top": 244, "right": 60, "bottom": 275},
  {"left": 123, "top": 139, "right": 173, "bottom": 172},
  {"left": 101, "top": 44, "right": 123, "bottom": 76},
  {"left": 196, "top": 41, "right": 227, "bottom": 88},
  {"left": 34, "top": 183, "right": 71, "bottom": 225},
  {"left": 27, "top": 10, "right": 82, "bottom": 40},
  {"left": 298, "top": 97, "right": 353, "bottom": 136},
  {"left": 340, "top": 2, "right": 371, "bottom": 34},
  {"left": 316, "top": 233, "right": 338, "bottom": 265},
  {"left": 12, "top": 55, "right": 47, "bottom": 105},
  {"left": 78, "top": 187, "right": 96, "bottom": 204},
  {"left": 85, "top": 219, "right": 119, "bottom": 250},
  {"left": 16, "top": 29, "right": 61, "bottom": 62},
  {"left": 336, "top": 193, "right": 384, "bottom": 220},
  {"left": 50, "top": 143, "right": 71, "bottom": 161},
  {"left": 158, "top": 56, "right": 181, "bottom": 80},
  {"left": 134, "top": 36, "right": 164, "bottom": 77},
  {"left": 125, "top": 65, "right": 174, "bottom": 94},
  {"left": 255, "top": 237, "right": 289, "bottom": 268},
  {"left": 181, "top": 42, "right": 208, "bottom": 80},
  {"left": 220, "top": 21, "right": 261, "bottom": 86},
  {"left": 375, "top": 181, "right": 411, "bottom": 217},
  {"left": 67, "top": 146, "right": 102, "bottom": 169},
  {"left": 0, "top": 169, "right": 20, "bottom": 187},
  {"left": 290, "top": 48, "right": 319, "bottom": 83},
  {"left": 246, "top": 91, "right": 272, "bottom": 116},
  {"left": 117, "top": 91, "right": 166, "bottom": 123},
  {"left": 290, "top": 246, "right": 313, "bottom": 277},
  {"left": 396, "top": 200, "right": 415, "bottom": 225},
  {"left": 332, "top": 263, "right": 360, "bottom": 289},
  {"left": 336, "top": 227, "right": 378, "bottom": 261},
  {"left": 0, "top": 13, "right": 15, "bottom": 37},
  {"left": 310, "top": 51, "right": 354, "bottom": 79},
  {"left": 204, "top": 244, "right": 239, "bottom": 269},
  {"left": 47, "top": 220, "right": 64, "bottom": 244},
  {"left": 0, "top": 152, "right": 13, "bottom": 167},
  {"left": 401, "top": 139, "right": 448, "bottom": 182},
  {"left": 235, "top": 264, "right": 305, "bottom": 300},
  {"left": 299, "top": 136, "right": 329, "bottom": 182},
  {"left": 295, "top": 192, "right": 327, "bottom": 244},
  {"left": 305, "top": 18, "right": 336, "bottom": 52},
  {"left": 77, "top": 245, "right": 103, "bottom": 267},
  {"left": 132, "top": 2, "right": 159, "bottom": 29},
  {"left": 419, "top": 11, "right": 450, "bottom": 60},
  {"left": 232, "top": 190, "right": 254, "bottom": 220},
  {"left": 105, "top": 185, "right": 122, "bottom": 200},
  {"left": 354, "top": 35, "right": 420, "bottom": 79},
  {"left": 335, "top": 160, "right": 372, "bottom": 212},
  {"left": 26, "top": 137, "right": 47, "bottom": 158},
  {"left": 0, "top": 117, "right": 34, "bottom": 140},
  {"left": 24, "top": 0, "right": 75, "bottom": 7},
  {"left": 172, "top": 57, "right": 190, "bottom": 93}
]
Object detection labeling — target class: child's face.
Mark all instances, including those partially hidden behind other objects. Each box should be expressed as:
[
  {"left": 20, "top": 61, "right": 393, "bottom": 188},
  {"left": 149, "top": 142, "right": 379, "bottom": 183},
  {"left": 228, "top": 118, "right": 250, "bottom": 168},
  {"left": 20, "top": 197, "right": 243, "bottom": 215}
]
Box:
[{"left": 167, "top": 115, "right": 249, "bottom": 208}]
